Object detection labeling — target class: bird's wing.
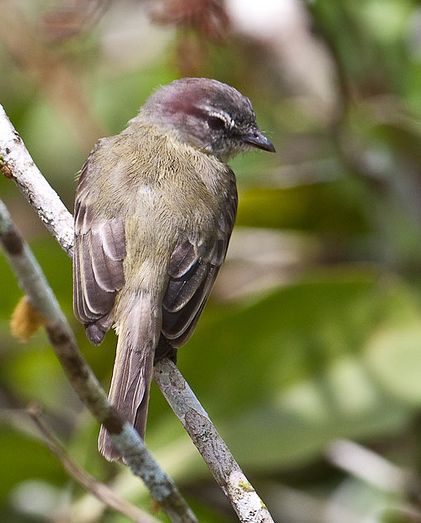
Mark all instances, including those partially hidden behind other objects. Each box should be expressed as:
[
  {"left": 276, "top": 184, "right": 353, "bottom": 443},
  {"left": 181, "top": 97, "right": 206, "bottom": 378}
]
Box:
[
  {"left": 73, "top": 162, "right": 126, "bottom": 343},
  {"left": 160, "top": 174, "right": 237, "bottom": 349}
]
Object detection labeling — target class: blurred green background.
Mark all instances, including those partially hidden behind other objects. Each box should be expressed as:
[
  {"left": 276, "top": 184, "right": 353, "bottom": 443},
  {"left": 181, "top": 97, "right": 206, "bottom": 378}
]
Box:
[{"left": 3, "top": 0, "right": 421, "bottom": 521}]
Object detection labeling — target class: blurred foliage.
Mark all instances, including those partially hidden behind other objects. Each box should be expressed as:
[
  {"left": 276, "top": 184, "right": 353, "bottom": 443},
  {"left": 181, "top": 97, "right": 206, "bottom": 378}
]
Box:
[{"left": 3, "top": 0, "right": 421, "bottom": 522}]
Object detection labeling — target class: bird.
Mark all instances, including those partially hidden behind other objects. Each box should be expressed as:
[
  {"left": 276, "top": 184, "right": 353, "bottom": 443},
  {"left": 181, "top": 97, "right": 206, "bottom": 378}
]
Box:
[{"left": 73, "top": 77, "right": 275, "bottom": 461}]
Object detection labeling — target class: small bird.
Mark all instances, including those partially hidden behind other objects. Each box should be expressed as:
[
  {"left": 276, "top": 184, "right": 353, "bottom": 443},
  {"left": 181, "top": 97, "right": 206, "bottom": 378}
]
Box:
[{"left": 73, "top": 78, "right": 275, "bottom": 460}]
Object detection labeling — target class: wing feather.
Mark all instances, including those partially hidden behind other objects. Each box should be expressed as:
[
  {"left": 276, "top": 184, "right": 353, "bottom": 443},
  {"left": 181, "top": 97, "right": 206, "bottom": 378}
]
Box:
[
  {"left": 163, "top": 260, "right": 208, "bottom": 313},
  {"left": 168, "top": 239, "right": 199, "bottom": 278},
  {"left": 90, "top": 231, "right": 125, "bottom": 292},
  {"left": 101, "top": 219, "right": 126, "bottom": 261},
  {"left": 162, "top": 266, "right": 216, "bottom": 340}
]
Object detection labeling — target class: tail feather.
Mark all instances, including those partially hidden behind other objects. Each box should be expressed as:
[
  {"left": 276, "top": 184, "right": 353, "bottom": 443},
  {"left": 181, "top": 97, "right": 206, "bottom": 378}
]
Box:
[{"left": 98, "top": 292, "right": 159, "bottom": 461}]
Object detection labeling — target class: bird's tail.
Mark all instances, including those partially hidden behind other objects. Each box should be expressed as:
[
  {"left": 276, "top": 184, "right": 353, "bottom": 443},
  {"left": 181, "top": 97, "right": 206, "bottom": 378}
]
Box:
[{"left": 98, "top": 291, "right": 160, "bottom": 461}]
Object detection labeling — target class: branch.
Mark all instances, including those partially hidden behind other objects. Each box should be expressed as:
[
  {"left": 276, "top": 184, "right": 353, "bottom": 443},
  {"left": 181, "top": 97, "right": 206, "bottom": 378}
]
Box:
[
  {"left": 0, "top": 199, "right": 196, "bottom": 523},
  {"left": 326, "top": 439, "right": 409, "bottom": 493},
  {"left": 28, "top": 404, "right": 160, "bottom": 523},
  {"left": 43, "top": 0, "right": 112, "bottom": 41},
  {"left": 0, "top": 103, "right": 274, "bottom": 522},
  {"left": 0, "top": 105, "right": 74, "bottom": 255},
  {"left": 154, "top": 360, "right": 273, "bottom": 522}
]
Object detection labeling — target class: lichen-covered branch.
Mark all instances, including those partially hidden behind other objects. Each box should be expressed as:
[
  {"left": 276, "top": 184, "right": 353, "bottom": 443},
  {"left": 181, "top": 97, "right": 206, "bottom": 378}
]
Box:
[
  {"left": 0, "top": 105, "right": 74, "bottom": 255},
  {"left": 0, "top": 199, "right": 197, "bottom": 523},
  {"left": 0, "top": 102, "right": 274, "bottom": 522},
  {"left": 154, "top": 360, "right": 274, "bottom": 523}
]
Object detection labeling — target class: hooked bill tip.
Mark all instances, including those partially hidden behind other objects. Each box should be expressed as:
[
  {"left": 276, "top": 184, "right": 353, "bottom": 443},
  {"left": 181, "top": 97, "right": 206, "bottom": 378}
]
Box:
[{"left": 243, "top": 129, "right": 276, "bottom": 153}]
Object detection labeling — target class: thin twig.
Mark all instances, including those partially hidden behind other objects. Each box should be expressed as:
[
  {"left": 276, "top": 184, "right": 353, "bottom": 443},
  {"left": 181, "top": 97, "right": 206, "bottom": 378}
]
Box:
[
  {"left": 0, "top": 199, "right": 196, "bottom": 523},
  {"left": 0, "top": 102, "right": 274, "bottom": 522},
  {"left": 43, "top": 0, "right": 112, "bottom": 41},
  {"left": 28, "top": 404, "right": 160, "bottom": 523},
  {"left": 326, "top": 439, "right": 409, "bottom": 493}
]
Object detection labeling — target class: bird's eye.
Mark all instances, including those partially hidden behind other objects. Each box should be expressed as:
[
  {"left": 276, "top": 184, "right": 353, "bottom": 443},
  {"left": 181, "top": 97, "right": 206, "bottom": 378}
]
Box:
[{"left": 207, "top": 115, "right": 226, "bottom": 131}]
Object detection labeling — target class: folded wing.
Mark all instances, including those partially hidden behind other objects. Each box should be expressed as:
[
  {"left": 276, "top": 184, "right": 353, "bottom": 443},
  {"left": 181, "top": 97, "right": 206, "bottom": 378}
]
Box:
[
  {"left": 73, "top": 165, "right": 126, "bottom": 344},
  {"left": 159, "top": 175, "right": 238, "bottom": 352}
]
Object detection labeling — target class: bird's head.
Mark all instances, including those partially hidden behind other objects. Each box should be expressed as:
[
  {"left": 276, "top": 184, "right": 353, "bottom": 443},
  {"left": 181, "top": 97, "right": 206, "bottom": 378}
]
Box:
[{"left": 141, "top": 77, "right": 275, "bottom": 160}]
